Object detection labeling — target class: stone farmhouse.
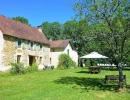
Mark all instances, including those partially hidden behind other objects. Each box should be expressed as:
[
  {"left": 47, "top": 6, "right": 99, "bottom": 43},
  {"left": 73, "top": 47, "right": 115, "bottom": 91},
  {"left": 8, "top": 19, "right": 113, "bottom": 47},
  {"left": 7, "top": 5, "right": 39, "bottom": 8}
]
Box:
[{"left": 0, "top": 15, "right": 78, "bottom": 71}]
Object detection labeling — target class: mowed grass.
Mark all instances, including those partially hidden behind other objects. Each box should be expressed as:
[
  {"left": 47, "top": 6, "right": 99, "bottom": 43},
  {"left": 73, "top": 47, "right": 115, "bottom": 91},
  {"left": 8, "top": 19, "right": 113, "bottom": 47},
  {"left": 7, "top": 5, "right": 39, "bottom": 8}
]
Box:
[{"left": 0, "top": 68, "right": 130, "bottom": 100}]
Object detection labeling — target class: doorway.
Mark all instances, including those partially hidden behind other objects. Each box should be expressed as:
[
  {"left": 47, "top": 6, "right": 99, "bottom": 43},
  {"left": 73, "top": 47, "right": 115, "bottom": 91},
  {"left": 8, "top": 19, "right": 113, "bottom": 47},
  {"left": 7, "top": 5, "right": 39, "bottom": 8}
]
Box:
[
  {"left": 29, "top": 56, "right": 36, "bottom": 66},
  {"left": 29, "top": 56, "right": 33, "bottom": 66}
]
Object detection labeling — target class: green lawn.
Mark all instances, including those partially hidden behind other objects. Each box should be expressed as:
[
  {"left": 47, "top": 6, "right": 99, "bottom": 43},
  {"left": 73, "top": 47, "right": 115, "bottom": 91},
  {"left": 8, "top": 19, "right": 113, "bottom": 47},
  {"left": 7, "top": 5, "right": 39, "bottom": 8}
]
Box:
[{"left": 0, "top": 68, "right": 130, "bottom": 100}]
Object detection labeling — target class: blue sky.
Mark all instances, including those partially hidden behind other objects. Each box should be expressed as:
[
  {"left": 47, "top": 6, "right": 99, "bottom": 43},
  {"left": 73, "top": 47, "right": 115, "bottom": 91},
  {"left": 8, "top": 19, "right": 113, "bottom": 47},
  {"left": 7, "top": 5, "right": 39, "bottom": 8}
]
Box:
[{"left": 0, "top": 0, "right": 75, "bottom": 27}]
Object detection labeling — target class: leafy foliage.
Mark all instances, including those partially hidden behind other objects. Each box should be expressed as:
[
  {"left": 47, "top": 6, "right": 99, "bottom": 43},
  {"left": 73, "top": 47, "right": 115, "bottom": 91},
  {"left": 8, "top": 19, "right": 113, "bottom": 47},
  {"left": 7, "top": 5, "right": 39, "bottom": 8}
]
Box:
[
  {"left": 62, "top": 20, "right": 90, "bottom": 56},
  {"left": 41, "top": 21, "right": 62, "bottom": 40},
  {"left": 73, "top": 0, "right": 130, "bottom": 64},
  {"left": 41, "top": 20, "right": 97, "bottom": 56},
  {"left": 12, "top": 16, "right": 30, "bottom": 25},
  {"left": 26, "top": 63, "right": 38, "bottom": 73},
  {"left": 40, "top": 0, "right": 130, "bottom": 66},
  {"left": 10, "top": 63, "right": 25, "bottom": 74},
  {"left": 57, "top": 54, "right": 76, "bottom": 69},
  {"left": 10, "top": 63, "right": 38, "bottom": 74},
  {"left": 73, "top": 0, "right": 130, "bottom": 88}
]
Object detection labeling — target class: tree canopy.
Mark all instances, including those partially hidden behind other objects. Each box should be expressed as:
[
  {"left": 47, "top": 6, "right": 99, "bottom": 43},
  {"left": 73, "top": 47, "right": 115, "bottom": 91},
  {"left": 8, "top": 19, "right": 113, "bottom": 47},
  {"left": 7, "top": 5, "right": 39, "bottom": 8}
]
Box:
[
  {"left": 41, "top": 21, "right": 62, "bottom": 40},
  {"left": 73, "top": 0, "right": 130, "bottom": 63},
  {"left": 12, "top": 16, "right": 30, "bottom": 25},
  {"left": 41, "top": 20, "right": 99, "bottom": 56},
  {"left": 73, "top": 0, "right": 130, "bottom": 88},
  {"left": 41, "top": 0, "right": 130, "bottom": 65}
]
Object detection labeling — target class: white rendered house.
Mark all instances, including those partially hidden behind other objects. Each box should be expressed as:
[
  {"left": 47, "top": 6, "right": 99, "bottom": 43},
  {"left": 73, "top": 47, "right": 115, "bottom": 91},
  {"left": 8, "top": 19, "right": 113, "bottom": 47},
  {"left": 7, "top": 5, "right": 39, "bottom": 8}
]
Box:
[{"left": 50, "top": 40, "right": 78, "bottom": 67}]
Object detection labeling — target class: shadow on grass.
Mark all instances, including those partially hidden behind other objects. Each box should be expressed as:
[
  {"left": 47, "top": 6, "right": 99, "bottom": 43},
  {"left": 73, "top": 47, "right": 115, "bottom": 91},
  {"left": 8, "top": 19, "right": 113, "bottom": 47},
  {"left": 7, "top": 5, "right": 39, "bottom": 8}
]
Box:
[
  {"left": 126, "top": 85, "right": 130, "bottom": 93},
  {"left": 54, "top": 77, "right": 119, "bottom": 92},
  {"left": 76, "top": 71, "right": 89, "bottom": 74},
  {"left": 76, "top": 71, "right": 100, "bottom": 74},
  {"left": 122, "top": 68, "right": 130, "bottom": 71}
]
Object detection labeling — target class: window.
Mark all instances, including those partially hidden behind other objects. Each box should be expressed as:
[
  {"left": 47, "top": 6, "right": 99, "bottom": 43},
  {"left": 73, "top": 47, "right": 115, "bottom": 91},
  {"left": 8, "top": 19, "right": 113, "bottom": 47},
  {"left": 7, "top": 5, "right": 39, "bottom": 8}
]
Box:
[
  {"left": 40, "top": 44, "right": 42, "bottom": 51},
  {"left": 53, "top": 49, "right": 55, "bottom": 52},
  {"left": 17, "top": 55, "right": 21, "bottom": 63},
  {"left": 28, "top": 41, "right": 31, "bottom": 50},
  {"left": 15, "top": 38, "right": 24, "bottom": 49},
  {"left": 67, "top": 49, "right": 69, "bottom": 55},
  {"left": 50, "top": 58, "right": 51, "bottom": 64},
  {"left": 18, "top": 39, "right": 22, "bottom": 48},
  {"left": 34, "top": 42, "right": 36, "bottom": 50}
]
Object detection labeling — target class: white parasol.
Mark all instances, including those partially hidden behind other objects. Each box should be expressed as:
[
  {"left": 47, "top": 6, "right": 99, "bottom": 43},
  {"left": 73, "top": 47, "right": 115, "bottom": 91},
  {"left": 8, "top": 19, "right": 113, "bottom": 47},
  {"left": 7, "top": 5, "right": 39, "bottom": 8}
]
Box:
[{"left": 80, "top": 51, "right": 108, "bottom": 59}]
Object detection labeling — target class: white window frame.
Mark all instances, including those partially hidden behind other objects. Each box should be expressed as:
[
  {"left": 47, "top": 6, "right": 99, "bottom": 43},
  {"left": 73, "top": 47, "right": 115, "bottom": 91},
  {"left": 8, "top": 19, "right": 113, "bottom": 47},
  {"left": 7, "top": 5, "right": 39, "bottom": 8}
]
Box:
[{"left": 14, "top": 54, "right": 24, "bottom": 64}]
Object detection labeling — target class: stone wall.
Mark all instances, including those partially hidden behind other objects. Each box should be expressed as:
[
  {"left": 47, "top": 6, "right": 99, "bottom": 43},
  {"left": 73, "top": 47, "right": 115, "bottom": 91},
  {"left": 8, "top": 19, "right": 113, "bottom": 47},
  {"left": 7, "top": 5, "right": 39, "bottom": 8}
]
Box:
[
  {"left": 2, "top": 35, "right": 15, "bottom": 66},
  {"left": 0, "top": 30, "right": 4, "bottom": 67},
  {"left": 43, "top": 45, "right": 50, "bottom": 65},
  {"left": 1, "top": 35, "right": 50, "bottom": 67}
]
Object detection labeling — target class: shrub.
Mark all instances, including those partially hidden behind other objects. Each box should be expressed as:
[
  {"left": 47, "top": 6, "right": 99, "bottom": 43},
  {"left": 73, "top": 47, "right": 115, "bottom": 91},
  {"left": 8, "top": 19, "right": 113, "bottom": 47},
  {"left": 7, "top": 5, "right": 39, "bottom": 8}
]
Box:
[
  {"left": 26, "top": 63, "right": 38, "bottom": 73},
  {"left": 26, "top": 65, "right": 32, "bottom": 73},
  {"left": 85, "top": 60, "right": 90, "bottom": 67},
  {"left": 57, "top": 54, "right": 76, "bottom": 69},
  {"left": 10, "top": 63, "right": 26, "bottom": 74}
]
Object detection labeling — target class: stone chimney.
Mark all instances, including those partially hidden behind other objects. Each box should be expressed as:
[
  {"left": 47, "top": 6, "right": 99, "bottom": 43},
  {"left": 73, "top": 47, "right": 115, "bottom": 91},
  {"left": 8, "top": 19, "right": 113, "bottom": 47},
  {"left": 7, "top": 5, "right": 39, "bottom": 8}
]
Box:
[
  {"left": 49, "top": 38, "right": 52, "bottom": 41},
  {"left": 37, "top": 26, "right": 42, "bottom": 32}
]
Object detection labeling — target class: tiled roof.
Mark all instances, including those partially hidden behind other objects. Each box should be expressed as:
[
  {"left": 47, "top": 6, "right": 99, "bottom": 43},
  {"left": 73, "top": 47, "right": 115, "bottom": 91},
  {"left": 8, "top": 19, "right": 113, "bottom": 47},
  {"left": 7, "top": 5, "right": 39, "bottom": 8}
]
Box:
[
  {"left": 0, "top": 15, "right": 49, "bottom": 45},
  {"left": 50, "top": 40, "right": 74, "bottom": 49}
]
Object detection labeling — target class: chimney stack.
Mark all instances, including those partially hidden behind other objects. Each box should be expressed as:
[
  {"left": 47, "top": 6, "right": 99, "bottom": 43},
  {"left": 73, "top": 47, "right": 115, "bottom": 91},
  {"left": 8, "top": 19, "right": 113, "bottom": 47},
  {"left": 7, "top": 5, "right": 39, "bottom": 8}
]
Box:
[
  {"left": 37, "top": 26, "right": 42, "bottom": 32},
  {"left": 49, "top": 38, "right": 52, "bottom": 41}
]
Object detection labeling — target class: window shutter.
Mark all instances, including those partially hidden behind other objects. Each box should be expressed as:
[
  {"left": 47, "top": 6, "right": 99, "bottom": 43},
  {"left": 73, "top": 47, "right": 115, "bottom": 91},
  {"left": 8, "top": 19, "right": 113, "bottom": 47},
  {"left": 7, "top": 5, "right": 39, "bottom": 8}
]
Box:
[
  {"left": 22, "top": 39, "right": 25, "bottom": 49},
  {"left": 32, "top": 42, "right": 34, "bottom": 50},
  {"left": 38, "top": 43, "right": 40, "bottom": 51},
  {"left": 43, "top": 46, "right": 45, "bottom": 52},
  {"left": 15, "top": 38, "right": 18, "bottom": 49},
  {"left": 14, "top": 55, "right": 17, "bottom": 63},
  {"left": 34, "top": 42, "right": 36, "bottom": 50},
  {"left": 21, "top": 55, "right": 24, "bottom": 64},
  {"left": 28, "top": 41, "right": 31, "bottom": 50}
]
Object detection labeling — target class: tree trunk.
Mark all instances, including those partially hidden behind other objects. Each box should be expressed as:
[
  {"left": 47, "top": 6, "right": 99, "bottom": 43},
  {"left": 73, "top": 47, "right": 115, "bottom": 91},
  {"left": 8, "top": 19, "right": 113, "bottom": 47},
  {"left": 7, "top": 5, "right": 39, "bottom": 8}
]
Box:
[{"left": 118, "top": 63, "right": 124, "bottom": 88}]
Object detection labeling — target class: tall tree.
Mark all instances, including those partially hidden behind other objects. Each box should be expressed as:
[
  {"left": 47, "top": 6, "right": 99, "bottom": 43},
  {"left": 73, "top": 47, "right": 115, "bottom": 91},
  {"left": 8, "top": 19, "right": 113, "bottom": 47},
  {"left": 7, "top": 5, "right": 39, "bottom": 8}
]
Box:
[
  {"left": 63, "top": 20, "right": 91, "bottom": 55},
  {"left": 12, "top": 16, "right": 30, "bottom": 25},
  {"left": 73, "top": 0, "right": 130, "bottom": 88},
  {"left": 41, "top": 21, "right": 62, "bottom": 40}
]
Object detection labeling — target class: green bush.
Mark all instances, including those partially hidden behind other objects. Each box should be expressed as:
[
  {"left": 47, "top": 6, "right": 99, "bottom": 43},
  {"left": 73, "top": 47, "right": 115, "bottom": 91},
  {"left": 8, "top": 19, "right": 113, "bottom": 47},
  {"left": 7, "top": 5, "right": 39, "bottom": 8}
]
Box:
[
  {"left": 10, "top": 63, "right": 26, "bottom": 74},
  {"left": 85, "top": 60, "right": 90, "bottom": 67},
  {"left": 26, "top": 66, "right": 32, "bottom": 73},
  {"left": 10, "top": 63, "right": 38, "bottom": 75},
  {"left": 57, "top": 54, "right": 76, "bottom": 69},
  {"left": 26, "top": 63, "right": 38, "bottom": 73}
]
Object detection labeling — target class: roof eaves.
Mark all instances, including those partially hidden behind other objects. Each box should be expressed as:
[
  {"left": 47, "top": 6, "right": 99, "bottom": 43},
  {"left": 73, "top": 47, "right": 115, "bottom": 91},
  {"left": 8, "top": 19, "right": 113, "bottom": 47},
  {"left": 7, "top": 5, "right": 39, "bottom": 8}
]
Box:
[
  {"left": 3, "top": 34, "right": 50, "bottom": 45},
  {"left": 50, "top": 46, "right": 65, "bottom": 49}
]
